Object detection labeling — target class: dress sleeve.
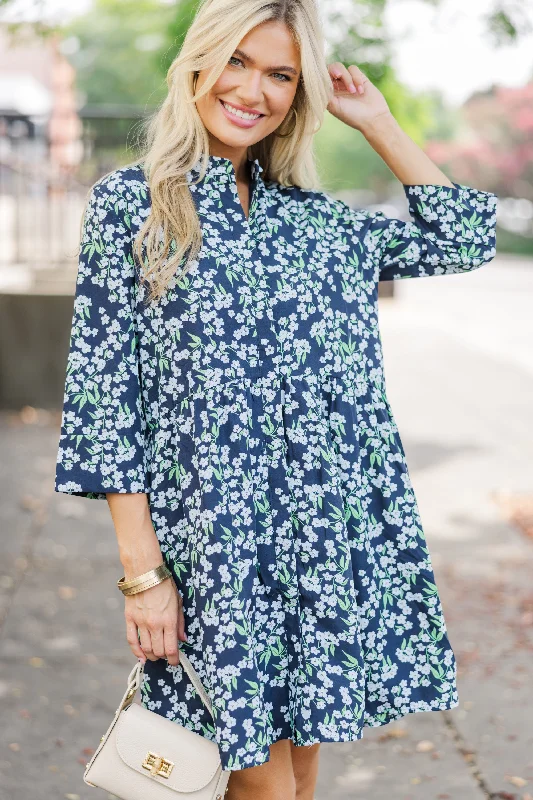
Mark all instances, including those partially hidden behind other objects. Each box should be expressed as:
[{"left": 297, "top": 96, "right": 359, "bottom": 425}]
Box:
[
  {"left": 54, "top": 178, "right": 152, "bottom": 500},
  {"left": 368, "top": 182, "right": 498, "bottom": 281}
]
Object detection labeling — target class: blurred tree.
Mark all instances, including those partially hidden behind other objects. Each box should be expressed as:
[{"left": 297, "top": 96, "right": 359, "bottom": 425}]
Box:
[
  {"left": 314, "top": 68, "right": 453, "bottom": 193},
  {"left": 424, "top": 82, "right": 533, "bottom": 200},
  {"left": 1, "top": 0, "right": 530, "bottom": 196},
  {"left": 1, "top": 0, "right": 529, "bottom": 46},
  {"left": 485, "top": 1, "right": 533, "bottom": 45},
  {"left": 314, "top": 0, "right": 455, "bottom": 191},
  {"left": 62, "top": 0, "right": 181, "bottom": 107}
]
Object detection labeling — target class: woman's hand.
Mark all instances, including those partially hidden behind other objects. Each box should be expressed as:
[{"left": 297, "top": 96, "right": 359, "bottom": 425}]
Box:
[
  {"left": 326, "top": 61, "right": 392, "bottom": 133},
  {"left": 106, "top": 493, "right": 186, "bottom": 667},
  {"left": 124, "top": 575, "right": 187, "bottom": 667}
]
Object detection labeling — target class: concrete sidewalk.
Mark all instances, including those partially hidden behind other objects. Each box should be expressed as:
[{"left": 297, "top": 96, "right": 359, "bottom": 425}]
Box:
[
  {"left": 316, "top": 254, "right": 533, "bottom": 799},
  {"left": 1, "top": 253, "right": 532, "bottom": 800}
]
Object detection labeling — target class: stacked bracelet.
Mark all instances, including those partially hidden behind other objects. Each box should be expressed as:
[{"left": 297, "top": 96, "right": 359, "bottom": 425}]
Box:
[{"left": 117, "top": 563, "right": 172, "bottom": 596}]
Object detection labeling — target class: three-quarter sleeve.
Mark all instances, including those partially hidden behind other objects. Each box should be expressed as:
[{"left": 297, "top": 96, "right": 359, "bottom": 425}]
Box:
[
  {"left": 368, "top": 182, "right": 498, "bottom": 281},
  {"left": 54, "top": 177, "right": 151, "bottom": 500}
]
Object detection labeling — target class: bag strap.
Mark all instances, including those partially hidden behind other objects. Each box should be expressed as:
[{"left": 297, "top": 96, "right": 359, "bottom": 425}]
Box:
[{"left": 121, "top": 646, "right": 214, "bottom": 720}]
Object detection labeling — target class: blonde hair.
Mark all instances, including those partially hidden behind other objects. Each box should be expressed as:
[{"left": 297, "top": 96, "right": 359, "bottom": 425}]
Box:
[{"left": 131, "top": 0, "right": 333, "bottom": 303}]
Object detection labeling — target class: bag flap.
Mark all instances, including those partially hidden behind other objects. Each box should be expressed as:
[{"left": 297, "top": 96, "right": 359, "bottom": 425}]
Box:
[{"left": 115, "top": 703, "right": 221, "bottom": 792}]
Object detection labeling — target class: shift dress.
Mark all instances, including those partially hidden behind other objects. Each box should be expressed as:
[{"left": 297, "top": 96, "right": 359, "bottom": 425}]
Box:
[{"left": 55, "top": 154, "right": 498, "bottom": 771}]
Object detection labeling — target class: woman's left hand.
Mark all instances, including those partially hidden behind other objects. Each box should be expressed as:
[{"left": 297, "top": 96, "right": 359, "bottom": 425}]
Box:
[{"left": 326, "top": 62, "right": 392, "bottom": 133}]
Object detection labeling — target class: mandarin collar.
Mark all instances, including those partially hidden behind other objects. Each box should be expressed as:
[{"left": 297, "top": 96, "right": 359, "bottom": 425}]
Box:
[{"left": 187, "top": 154, "right": 263, "bottom": 185}]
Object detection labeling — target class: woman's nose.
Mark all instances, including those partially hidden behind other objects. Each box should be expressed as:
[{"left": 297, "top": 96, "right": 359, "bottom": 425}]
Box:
[{"left": 236, "top": 71, "right": 264, "bottom": 106}]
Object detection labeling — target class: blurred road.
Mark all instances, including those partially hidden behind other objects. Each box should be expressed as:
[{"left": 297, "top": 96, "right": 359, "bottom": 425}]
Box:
[{"left": 0, "top": 252, "right": 532, "bottom": 800}]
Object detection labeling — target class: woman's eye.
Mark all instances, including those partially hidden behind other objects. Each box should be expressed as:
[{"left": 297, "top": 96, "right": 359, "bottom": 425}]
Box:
[{"left": 228, "top": 56, "right": 290, "bottom": 82}]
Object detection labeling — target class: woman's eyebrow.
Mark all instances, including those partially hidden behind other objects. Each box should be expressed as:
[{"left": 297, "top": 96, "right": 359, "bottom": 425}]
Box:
[{"left": 233, "top": 47, "right": 299, "bottom": 77}]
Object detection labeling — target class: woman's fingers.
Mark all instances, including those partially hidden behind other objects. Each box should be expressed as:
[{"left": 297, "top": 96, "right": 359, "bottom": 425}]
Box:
[
  {"left": 138, "top": 625, "right": 157, "bottom": 661},
  {"left": 348, "top": 64, "right": 367, "bottom": 94},
  {"left": 125, "top": 617, "right": 146, "bottom": 662},
  {"left": 330, "top": 62, "right": 356, "bottom": 94},
  {"left": 176, "top": 591, "right": 187, "bottom": 643},
  {"left": 329, "top": 61, "right": 366, "bottom": 95},
  {"left": 149, "top": 623, "right": 166, "bottom": 659},
  {"left": 163, "top": 622, "right": 180, "bottom": 666},
  {"left": 329, "top": 62, "right": 356, "bottom": 94},
  {"left": 123, "top": 579, "right": 186, "bottom": 666}
]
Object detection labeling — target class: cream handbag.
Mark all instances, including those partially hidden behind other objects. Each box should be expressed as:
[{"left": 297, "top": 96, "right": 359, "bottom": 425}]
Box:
[{"left": 83, "top": 649, "right": 231, "bottom": 799}]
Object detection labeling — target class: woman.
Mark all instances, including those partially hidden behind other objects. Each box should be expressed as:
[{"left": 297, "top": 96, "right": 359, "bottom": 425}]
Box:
[{"left": 55, "top": 0, "right": 497, "bottom": 798}]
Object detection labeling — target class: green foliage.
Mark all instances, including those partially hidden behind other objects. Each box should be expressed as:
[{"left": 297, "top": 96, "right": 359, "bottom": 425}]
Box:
[
  {"left": 7, "top": 0, "right": 527, "bottom": 203},
  {"left": 493, "top": 225, "right": 533, "bottom": 255},
  {"left": 315, "top": 70, "right": 439, "bottom": 194},
  {"left": 64, "top": 0, "right": 178, "bottom": 106},
  {"left": 485, "top": 4, "right": 533, "bottom": 45},
  {"left": 158, "top": 0, "right": 200, "bottom": 76},
  {"left": 314, "top": 2, "right": 449, "bottom": 193},
  {"left": 325, "top": 0, "right": 389, "bottom": 80}
]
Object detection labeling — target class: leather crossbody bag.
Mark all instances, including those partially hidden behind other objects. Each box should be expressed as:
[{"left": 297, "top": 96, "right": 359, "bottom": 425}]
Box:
[{"left": 83, "top": 649, "right": 230, "bottom": 799}]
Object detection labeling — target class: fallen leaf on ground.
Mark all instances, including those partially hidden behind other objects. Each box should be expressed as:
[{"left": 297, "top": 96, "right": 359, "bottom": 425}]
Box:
[
  {"left": 507, "top": 776, "right": 528, "bottom": 788},
  {"left": 416, "top": 740, "right": 434, "bottom": 752},
  {"left": 492, "top": 490, "right": 533, "bottom": 541},
  {"left": 377, "top": 727, "right": 407, "bottom": 741},
  {"left": 58, "top": 586, "right": 77, "bottom": 600}
]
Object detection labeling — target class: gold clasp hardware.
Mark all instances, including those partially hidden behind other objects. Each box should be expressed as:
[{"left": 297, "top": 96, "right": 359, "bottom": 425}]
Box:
[
  {"left": 142, "top": 750, "right": 174, "bottom": 778},
  {"left": 121, "top": 688, "right": 136, "bottom": 710}
]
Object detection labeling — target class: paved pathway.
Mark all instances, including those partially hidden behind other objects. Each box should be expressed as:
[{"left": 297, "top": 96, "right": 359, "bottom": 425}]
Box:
[{"left": 0, "top": 253, "right": 532, "bottom": 799}]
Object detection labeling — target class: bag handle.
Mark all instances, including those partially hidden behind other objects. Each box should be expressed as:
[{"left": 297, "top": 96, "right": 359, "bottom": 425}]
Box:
[{"left": 120, "top": 646, "right": 214, "bottom": 720}]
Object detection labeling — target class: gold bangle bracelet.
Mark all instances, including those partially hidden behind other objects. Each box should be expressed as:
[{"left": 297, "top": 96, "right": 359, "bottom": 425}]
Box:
[
  {"left": 117, "top": 563, "right": 172, "bottom": 593},
  {"left": 119, "top": 574, "right": 170, "bottom": 596},
  {"left": 117, "top": 562, "right": 169, "bottom": 590},
  {"left": 120, "top": 575, "right": 170, "bottom": 596}
]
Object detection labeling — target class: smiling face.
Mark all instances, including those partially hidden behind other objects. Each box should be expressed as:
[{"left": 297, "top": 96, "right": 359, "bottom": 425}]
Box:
[{"left": 195, "top": 20, "right": 302, "bottom": 159}]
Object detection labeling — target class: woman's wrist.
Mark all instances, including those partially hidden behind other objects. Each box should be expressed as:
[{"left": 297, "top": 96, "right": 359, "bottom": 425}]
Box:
[
  {"left": 122, "top": 551, "right": 165, "bottom": 581},
  {"left": 105, "top": 493, "right": 164, "bottom": 580},
  {"left": 358, "top": 110, "right": 399, "bottom": 144},
  {"left": 119, "top": 533, "right": 165, "bottom": 581},
  {"left": 359, "top": 111, "right": 455, "bottom": 188}
]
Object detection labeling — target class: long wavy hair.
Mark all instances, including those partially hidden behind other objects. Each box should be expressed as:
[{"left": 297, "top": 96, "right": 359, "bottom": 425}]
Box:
[{"left": 129, "top": 0, "right": 333, "bottom": 303}]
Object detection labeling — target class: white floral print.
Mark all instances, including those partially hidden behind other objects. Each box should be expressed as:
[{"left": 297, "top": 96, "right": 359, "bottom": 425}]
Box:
[{"left": 55, "top": 154, "right": 498, "bottom": 770}]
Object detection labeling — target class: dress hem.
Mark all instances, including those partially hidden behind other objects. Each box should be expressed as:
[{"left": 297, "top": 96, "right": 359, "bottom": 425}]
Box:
[{"left": 218, "top": 696, "right": 460, "bottom": 772}]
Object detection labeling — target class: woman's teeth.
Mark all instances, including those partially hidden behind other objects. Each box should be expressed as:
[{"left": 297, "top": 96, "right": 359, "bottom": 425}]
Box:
[{"left": 221, "top": 101, "right": 261, "bottom": 120}]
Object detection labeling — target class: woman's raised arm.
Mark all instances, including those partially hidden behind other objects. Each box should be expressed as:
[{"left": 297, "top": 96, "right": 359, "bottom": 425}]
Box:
[
  {"left": 327, "top": 62, "right": 498, "bottom": 281},
  {"left": 361, "top": 113, "right": 498, "bottom": 281}
]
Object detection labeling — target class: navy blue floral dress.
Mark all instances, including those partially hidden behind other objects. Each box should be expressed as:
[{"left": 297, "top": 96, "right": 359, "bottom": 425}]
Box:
[{"left": 55, "top": 155, "right": 498, "bottom": 771}]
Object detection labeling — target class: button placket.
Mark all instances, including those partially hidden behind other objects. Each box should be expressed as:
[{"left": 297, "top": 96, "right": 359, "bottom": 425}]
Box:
[{"left": 243, "top": 188, "right": 272, "bottom": 375}]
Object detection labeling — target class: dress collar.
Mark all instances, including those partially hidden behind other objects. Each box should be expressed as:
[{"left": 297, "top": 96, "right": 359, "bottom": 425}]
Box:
[
  {"left": 187, "top": 154, "right": 263, "bottom": 186},
  {"left": 186, "top": 154, "right": 265, "bottom": 223}
]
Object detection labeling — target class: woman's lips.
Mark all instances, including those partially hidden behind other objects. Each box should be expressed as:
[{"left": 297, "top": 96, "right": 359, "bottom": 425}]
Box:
[{"left": 218, "top": 98, "right": 265, "bottom": 129}]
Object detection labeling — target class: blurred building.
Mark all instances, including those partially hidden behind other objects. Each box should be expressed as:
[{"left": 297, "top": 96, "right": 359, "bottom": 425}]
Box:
[
  {"left": 0, "top": 22, "right": 83, "bottom": 181},
  {"left": 0, "top": 23, "right": 86, "bottom": 409}
]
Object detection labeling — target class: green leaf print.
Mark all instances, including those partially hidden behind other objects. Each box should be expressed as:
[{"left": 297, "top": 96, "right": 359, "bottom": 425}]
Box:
[{"left": 54, "top": 162, "right": 499, "bottom": 770}]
